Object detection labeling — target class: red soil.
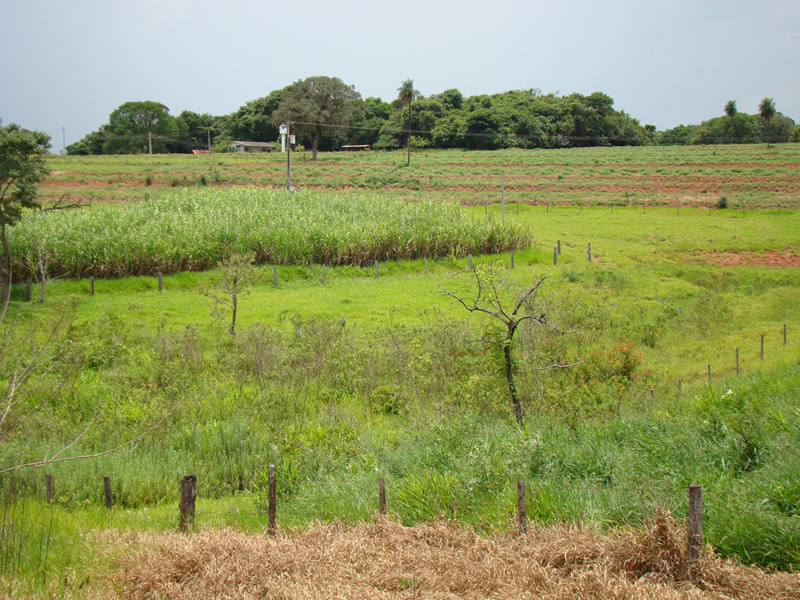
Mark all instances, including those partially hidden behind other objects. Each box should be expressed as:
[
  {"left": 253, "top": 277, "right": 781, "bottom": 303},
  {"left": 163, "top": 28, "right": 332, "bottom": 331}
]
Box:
[{"left": 698, "top": 250, "right": 800, "bottom": 267}]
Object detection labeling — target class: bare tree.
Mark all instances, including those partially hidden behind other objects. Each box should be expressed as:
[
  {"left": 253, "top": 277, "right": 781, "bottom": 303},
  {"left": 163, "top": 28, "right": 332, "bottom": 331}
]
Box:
[{"left": 439, "top": 263, "right": 567, "bottom": 425}]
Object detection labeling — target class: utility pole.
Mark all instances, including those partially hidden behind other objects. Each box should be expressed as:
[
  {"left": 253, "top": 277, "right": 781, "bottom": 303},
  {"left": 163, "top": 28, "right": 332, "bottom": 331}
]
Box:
[
  {"left": 148, "top": 131, "right": 153, "bottom": 171},
  {"left": 286, "top": 122, "right": 293, "bottom": 191},
  {"left": 207, "top": 128, "right": 211, "bottom": 152}
]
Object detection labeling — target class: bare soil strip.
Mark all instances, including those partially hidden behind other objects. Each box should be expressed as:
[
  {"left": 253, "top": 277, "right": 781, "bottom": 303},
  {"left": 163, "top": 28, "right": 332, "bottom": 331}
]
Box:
[{"left": 698, "top": 250, "right": 800, "bottom": 267}]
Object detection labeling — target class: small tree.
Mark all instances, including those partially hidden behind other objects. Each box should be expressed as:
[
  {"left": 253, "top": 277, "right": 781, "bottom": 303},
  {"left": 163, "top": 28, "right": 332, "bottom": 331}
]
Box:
[
  {"left": 0, "top": 122, "right": 50, "bottom": 298},
  {"left": 439, "top": 264, "right": 564, "bottom": 425},
  {"left": 202, "top": 253, "right": 258, "bottom": 335}
]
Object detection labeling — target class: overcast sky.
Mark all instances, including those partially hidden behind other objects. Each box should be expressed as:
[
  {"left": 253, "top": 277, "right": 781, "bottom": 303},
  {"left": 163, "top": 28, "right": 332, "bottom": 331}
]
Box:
[{"left": 2, "top": 0, "right": 798, "bottom": 152}]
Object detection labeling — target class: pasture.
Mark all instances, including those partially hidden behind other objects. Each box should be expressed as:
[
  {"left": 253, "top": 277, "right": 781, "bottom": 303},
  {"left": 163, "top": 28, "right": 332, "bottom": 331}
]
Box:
[{"left": 1, "top": 145, "right": 799, "bottom": 597}]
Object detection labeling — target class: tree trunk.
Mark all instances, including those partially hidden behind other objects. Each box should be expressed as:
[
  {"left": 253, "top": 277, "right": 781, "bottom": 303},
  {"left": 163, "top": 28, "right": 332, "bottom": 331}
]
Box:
[
  {"left": 0, "top": 221, "right": 9, "bottom": 302},
  {"left": 230, "top": 291, "right": 238, "bottom": 335},
  {"left": 230, "top": 275, "right": 238, "bottom": 335},
  {"left": 504, "top": 326, "right": 523, "bottom": 425},
  {"left": 312, "top": 125, "right": 321, "bottom": 161},
  {"left": 406, "top": 100, "right": 412, "bottom": 166}
]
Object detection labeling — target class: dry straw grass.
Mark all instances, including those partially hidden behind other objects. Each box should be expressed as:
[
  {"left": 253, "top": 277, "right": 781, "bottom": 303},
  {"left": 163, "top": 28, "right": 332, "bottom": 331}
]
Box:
[{"left": 100, "top": 512, "right": 799, "bottom": 599}]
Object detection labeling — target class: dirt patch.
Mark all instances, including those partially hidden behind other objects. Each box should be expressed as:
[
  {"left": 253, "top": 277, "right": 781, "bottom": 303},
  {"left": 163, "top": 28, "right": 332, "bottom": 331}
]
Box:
[
  {"left": 698, "top": 250, "right": 800, "bottom": 267},
  {"left": 97, "top": 514, "right": 799, "bottom": 599}
]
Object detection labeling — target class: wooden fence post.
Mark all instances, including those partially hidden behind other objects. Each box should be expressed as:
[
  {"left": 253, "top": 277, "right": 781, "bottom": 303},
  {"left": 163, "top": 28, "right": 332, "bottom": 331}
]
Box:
[
  {"left": 688, "top": 485, "right": 703, "bottom": 582},
  {"left": 736, "top": 348, "right": 740, "bottom": 376},
  {"left": 587, "top": 243, "right": 592, "bottom": 262},
  {"left": 678, "top": 378, "right": 683, "bottom": 400},
  {"left": 557, "top": 240, "right": 561, "bottom": 255},
  {"left": 510, "top": 250, "right": 515, "bottom": 269},
  {"left": 374, "top": 260, "right": 379, "bottom": 278},
  {"left": 784, "top": 324, "right": 788, "bottom": 346},
  {"left": 104, "top": 476, "right": 113, "bottom": 509},
  {"left": 45, "top": 474, "right": 53, "bottom": 504},
  {"left": 89, "top": 276, "right": 94, "bottom": 296},
  {"left": 517, "top": 481, "right": 527, "bottom": 534},
  {"left": 179, "top": 475, "right": 197, "bottom": 531},
  {"left": 157, "top": 272, "right": 163, "bottom": 292},
  {"left": 553, "top": 247, "right": 558, "bottom": 265},
  {"left": 379, "top": 477, "right": 387, "bottom": 516},
  {"left": 424, "top": 257, "right": 428, "bottom": 275},
  {"left": 268, "top": 464, "right": 277, "bottom": 534},
  {"left": 760, "top": 334, "right": 765, "bottom": 360},
  {"left": 468, "top": 254, "right": 473, "bottom": 269},
  {"left": 707, "top": 364, "right": 711, "bottom": 385},
  {"left": 322, "top": 263, "right": 326, "bottom": 282},
  {"left": 501, "top": 173, "right": 505, "bottom": 223},
  {"left": 650, "top": 387, "right": 655, "bottom": 405},
  {"left": 273, "top": 265, "right": 278, "bottom": 287}
]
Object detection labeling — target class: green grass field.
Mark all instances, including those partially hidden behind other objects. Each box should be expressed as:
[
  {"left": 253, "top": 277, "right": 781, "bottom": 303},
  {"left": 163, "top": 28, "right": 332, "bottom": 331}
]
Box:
[{"left": 1, "top": 146, "right": 799, "bottom": 596}]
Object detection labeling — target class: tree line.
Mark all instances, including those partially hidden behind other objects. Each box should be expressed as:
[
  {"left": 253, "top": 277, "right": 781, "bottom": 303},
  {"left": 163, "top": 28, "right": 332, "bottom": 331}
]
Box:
[
  {"left": 660, "top": 97, "right": 798, "bottom": 145},
  {"left": 65, "top": 77, "right": 798, "bottom": 156}
]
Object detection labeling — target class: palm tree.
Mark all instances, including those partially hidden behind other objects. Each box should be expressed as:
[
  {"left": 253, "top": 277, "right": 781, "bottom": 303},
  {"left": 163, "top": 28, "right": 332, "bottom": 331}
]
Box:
[
  {"left": 397, "top": 79, "right": 418, "bottom": 166},
  {"left": 724, "top": 101, "right": 737, "bottom": 143},
  {"left": 759, "top": 97, "right": 776, "bottom": 144}
]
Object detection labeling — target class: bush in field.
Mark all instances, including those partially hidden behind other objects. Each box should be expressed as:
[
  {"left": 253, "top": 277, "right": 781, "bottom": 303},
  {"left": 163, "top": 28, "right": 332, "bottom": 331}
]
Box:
[{"left": 8, "top": 188, "right": 530, "bottom": 280}]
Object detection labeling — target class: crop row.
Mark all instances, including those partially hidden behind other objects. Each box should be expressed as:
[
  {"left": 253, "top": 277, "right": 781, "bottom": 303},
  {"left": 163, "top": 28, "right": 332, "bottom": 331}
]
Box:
[{"left": 9, "top": 188, "right": 530, "bottom": 280}]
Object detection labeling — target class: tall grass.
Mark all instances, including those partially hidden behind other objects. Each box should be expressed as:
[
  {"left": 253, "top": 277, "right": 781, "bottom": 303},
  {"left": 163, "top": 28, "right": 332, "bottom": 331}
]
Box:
[{"left": 9, "top": 188, "right": 530, "bottom": 280}]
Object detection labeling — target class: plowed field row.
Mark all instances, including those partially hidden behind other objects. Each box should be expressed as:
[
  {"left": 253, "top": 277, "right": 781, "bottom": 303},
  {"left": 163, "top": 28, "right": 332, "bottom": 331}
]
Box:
[{"left": 43, "top": 144, "right": 800, "bottom": 208}]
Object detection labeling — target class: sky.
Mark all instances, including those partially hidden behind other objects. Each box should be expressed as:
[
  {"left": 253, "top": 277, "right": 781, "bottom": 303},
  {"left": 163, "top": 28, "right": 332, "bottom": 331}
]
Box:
[{"left": 2, "top": 0, "right": 798, "bottom": 152}]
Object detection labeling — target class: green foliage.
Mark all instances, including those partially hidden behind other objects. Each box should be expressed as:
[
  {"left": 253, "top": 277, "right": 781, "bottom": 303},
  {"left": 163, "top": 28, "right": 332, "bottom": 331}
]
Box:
[
  {"left": 0, "top": 123, "right": 50, "bottom": 227},
  {"left": 272, "top": 76, "right": 363, "bottom": 159},
  {"left": 222, "top": 89, "right": 287, "bottom": 143},
  {"left": 0, "top": 122, "right": 50, "bottom": 288},
  {"left": 102, "top": 101, "right": 177, "bottom": 154}
]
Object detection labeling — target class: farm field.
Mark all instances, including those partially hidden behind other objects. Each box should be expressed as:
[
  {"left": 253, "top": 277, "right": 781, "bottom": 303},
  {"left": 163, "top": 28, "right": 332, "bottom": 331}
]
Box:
[
  {"left": 43, "top": 143, "right": 800, "bottom": 209},
  {"left": 1, "top": 146, "right": 799, "bottom": 597}
]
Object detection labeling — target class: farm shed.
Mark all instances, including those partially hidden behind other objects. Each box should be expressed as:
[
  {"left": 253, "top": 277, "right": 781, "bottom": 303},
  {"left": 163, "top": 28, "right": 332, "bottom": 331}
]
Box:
[{"left": 229, "top": 141, "right": 277, "bottom": 153}]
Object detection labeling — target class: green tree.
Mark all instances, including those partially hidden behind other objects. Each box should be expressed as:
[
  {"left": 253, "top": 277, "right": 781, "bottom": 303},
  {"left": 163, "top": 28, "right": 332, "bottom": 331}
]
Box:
[
  {"left": 0, "top": 122, "right": 50, "bottom": 296},
  {"left": 397, "top": 79, "right": 419, "bottom": 165},
  {"left": 436, "top": 88, "right": 463, "bottom": 111},
  {"left": 272, "top": 76, "right": 363, "bottom": 160},
  {"left": 352, "top": 97, "right": 392, "bottom": 145},
  {"left": 67, "top": 123, "right": 112, "bottom": 155},
  {"left": 174, "top": 110, "right": 220, "bottom": 152},
  {"left": 103, "top": 101, "right": 176, "bottom": 154},
  {"left": 759, "top": 97, "right": 776, "bottom": 143},
  {"left": 223, "top": 88, "right": 288, "bottom": 143},
  {"left": 724, "top": 100, "right": 737, "bottom": 143}
]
